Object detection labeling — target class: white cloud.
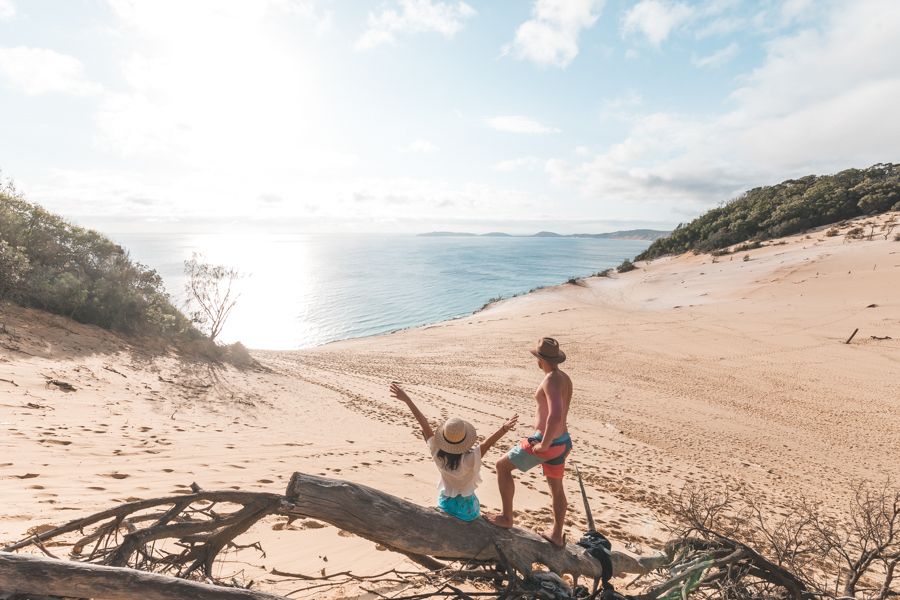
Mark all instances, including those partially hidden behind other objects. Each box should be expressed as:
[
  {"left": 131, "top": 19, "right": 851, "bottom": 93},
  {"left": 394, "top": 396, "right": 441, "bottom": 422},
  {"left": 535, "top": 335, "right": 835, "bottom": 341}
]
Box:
[
  {"left": 600, "top": 90, "right": 643, "bottom": 119},
  {"left": 355, "top": 0, "right": 476, "bottom": 50},
  {"left": 403, "top": 139, "right": 439, "bottom": 153},
  {"left": 96, "top": 0, "right": 353, "bottom": 174},
  {"left": 548, "top": 0, "right": 900, "bottom": 214},
  {"left": 0, "top": 0, "right": 14, "bottom": 20},
  {"left": 692, "top": 42, "right": 738, "bottom": 68},
  {"left": 486, "top": 115, "right": 560, "bottom": 134},
  {"left": 505, "top": 0, "right": 604, "bottom": 68},
  {"left": 0, "top": 46, "right": 100, "bottom": 95},
  {"left": 493, "top": 157, "right": 542, "bottom": 172},
  {"left": 695, "top": 16, "right": 743, "bottom": 39},
  {"left": 622, "top": 0, "right": 693, "bottom": 46}
]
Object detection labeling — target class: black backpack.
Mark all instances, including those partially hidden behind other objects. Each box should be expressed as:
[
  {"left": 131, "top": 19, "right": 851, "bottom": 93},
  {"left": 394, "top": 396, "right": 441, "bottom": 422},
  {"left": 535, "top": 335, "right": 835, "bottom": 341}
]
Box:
[{"left": 576, "top": 530, "right": 622, "bottom": 600}]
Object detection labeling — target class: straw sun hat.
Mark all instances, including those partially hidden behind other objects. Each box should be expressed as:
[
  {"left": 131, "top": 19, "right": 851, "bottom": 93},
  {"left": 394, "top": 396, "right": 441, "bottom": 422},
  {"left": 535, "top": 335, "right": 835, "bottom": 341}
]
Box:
[
  {"left": 434, "top": 417, "right": 477, "bottom": 454},
  {"left": 529, "top": 337, "right": 566, "bottom": 364}
]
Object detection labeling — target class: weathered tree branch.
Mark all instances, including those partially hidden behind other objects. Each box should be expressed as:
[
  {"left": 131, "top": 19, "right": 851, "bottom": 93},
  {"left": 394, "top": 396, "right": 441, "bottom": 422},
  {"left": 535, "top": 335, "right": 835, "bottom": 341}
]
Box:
[
  {"left": 281, "top": 472, "right": 667, "bottom": 579},
  {"left": 0, "top": 551, "right": 289, "bottom": 600}
]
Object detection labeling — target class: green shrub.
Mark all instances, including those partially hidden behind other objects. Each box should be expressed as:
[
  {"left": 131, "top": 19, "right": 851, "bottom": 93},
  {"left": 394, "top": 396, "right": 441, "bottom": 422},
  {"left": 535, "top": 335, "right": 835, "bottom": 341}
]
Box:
[
  {"left": 0, "top": 183, "right": 192, "bottom": 337},
  {"left": 636, "top": 163, "right": 900, "bottom": 260},
  {"left": 617, "top": 259, "right": 636, "bottom": 273},
  {"left": 845, "top": 227, "right": 865, "bottom": 240}
]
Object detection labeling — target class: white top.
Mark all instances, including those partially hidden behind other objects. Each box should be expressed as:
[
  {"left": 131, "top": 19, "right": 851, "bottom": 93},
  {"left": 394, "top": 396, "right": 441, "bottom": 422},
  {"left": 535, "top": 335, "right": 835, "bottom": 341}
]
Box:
[{"left": 426, "top": 436, "right": 482, "bottom": 498}]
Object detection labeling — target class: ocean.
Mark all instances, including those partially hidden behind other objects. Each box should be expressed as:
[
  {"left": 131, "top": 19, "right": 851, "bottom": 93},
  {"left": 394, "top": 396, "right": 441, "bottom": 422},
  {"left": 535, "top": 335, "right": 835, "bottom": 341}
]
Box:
[{"left": 111, "top": 233, "right": 651, "bottom": 350}]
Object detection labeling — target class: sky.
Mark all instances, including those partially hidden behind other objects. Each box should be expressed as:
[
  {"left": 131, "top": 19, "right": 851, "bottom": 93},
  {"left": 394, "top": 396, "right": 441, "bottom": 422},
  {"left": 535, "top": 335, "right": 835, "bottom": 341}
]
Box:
[{"left": 1, "top": 0, "right": 899, "bottom": 234}]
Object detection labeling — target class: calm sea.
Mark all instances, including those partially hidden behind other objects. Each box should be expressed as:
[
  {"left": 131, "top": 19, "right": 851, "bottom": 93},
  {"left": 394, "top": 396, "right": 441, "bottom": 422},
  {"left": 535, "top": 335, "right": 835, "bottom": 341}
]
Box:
[{"left": 110, "top": 233, "right": 650, "bottom": 350}]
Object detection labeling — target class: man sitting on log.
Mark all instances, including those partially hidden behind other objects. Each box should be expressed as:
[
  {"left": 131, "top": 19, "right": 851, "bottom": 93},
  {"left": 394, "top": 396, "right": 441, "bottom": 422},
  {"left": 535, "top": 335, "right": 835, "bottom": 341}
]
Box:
[{"left": 486, "top": 337, "right": 573, "bottom": 548}]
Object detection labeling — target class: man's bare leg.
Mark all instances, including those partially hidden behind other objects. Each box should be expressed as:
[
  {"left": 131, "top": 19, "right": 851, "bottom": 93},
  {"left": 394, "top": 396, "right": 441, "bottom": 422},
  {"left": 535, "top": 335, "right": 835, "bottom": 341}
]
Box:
[
  {"left": 485, "top": 456, "right": 516, "bottom": 528},
  {"left": 539, "top": 477, "right": 567, "bottom": 547}
]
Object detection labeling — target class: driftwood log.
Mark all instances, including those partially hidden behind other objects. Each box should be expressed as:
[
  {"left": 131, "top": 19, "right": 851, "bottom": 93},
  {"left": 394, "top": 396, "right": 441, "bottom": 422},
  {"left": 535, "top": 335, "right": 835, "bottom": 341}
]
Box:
[
  {"left": 1, "top": 472, "right": 668, "bottom": 599},
  {"left": 0, "top": 551, "right": 288, "bottom": 600},
  {"left": 283, "top": 472, "right": 666, "bottom": 578}
]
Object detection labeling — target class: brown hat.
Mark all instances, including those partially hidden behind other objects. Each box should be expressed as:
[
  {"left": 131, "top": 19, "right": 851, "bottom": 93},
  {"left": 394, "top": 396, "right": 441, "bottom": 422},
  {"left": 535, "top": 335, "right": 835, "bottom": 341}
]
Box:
[
  {"left": 433, "top": 417, "right": 478, "bottom": 454},
  {"left": 530, "top": 337, "right": 566, "bottom": 364}
]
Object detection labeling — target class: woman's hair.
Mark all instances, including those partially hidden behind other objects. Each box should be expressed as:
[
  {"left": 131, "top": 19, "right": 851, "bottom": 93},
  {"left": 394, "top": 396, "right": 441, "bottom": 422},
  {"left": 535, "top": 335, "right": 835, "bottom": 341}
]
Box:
[{"left": 437, "top": 449, "right": 462, "bottom": 471}]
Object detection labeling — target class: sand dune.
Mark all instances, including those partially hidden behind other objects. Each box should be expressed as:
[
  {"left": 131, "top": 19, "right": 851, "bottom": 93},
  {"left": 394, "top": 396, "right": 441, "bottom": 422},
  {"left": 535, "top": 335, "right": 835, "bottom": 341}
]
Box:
[{"left": 1, "top": 212, "right": 898, "bottom": 596}]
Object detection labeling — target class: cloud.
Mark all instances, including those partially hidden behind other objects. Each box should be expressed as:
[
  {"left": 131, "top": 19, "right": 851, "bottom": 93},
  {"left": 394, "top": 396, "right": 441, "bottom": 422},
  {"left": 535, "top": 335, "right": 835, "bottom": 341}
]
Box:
[
  {"left": 355, "top": 0, "right": 476, "bottom": 50},
  {"left": 547, "top": 0, "right": 900, "bottom": 215},
  {"left": 0, "top": 47, "right": 101, "bottom": 95},
  {"left": 692, "top": 42, "right": 738, "bottom": 68},
  {"left": 694, "top": 16, "right": 743, "bottom": 39},
  {"left": 486, "top": 115, "right": 560, "bottom": 134},
  {"left": 622, "top": 0, "right": 693, "bottom": 46},
  {"left": 0, "top": 0, "right": 14, "bottom": 20},
  {"left": 403, "top": 139, "right": 440, "bottom": 153},
  {"left": 493, "top": 157, "right": 542, "bottom": 172},
  {"left": 504, "top": 0, "right": 604, "bottom": 68},
  {"left": 599, "top": 90, "right": 643, "bottom": 119}
]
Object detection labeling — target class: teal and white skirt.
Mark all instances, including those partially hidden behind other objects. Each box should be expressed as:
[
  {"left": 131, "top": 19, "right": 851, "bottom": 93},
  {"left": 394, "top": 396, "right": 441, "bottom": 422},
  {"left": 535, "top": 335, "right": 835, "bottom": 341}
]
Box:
[{"left": 437, "top": 493, "right": 480, "bottom": 521}]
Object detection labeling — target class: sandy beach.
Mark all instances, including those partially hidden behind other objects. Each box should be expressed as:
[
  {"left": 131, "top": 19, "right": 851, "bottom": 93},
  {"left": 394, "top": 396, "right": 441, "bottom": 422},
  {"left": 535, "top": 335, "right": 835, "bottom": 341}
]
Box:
[{"left": 2, "top": 212, "right": 898, "bottom": 597}]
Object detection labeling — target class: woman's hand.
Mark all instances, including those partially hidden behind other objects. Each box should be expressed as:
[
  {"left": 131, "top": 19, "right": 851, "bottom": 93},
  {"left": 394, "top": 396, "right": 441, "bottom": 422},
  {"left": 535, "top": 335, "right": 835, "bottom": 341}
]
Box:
[
  {"left": 502, "top": 414, "right": 519, "bottom": 434},
  {"left": 390, "top": 382, "right": 411, "bottom": 404}
]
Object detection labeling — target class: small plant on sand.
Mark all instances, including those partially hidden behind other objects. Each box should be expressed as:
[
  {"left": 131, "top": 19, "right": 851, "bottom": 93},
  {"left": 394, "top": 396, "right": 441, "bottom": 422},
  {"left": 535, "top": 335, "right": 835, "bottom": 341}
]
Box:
[
  {"left": 566, "top": 276, "right": 586, "bottom": 286},
  {"left": 895, "top": 232, "right": 900, "bottom": 241},
  {"left": 845, "top": 226, "right": 865, "bottom": 240},
  {"left": 743, "top": 254, "right": 750, "bottom": 262},
  {"left": 594, "top": 268, "right": 614, "bottom": 277},
  {"left": 480, "top": 296, "right": 502, "bottom": 310},
  {"left": 183, "top": 253, "right": 242, "bottom": 343},
  {"left": 825, "top": 227, "right": 840, "bottom": 237},
  {"left": 617, "top": 259, "right": 636, "bottom": 273}
]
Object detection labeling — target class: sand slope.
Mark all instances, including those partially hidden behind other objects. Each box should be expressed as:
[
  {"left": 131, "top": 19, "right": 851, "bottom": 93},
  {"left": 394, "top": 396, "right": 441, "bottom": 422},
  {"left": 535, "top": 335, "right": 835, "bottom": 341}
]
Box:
[{"left": 1, "top": 212, "right": 898, "bottom": 596}]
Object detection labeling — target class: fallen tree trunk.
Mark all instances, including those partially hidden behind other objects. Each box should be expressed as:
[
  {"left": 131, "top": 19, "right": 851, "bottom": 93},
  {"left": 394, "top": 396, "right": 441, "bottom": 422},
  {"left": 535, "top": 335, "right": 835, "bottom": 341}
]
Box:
[
  {"left": 0, "top": 552, "right": 289, "bottom": 600},
  {"left": 283, "top": 472, "right": 667, "bottom": 579}
]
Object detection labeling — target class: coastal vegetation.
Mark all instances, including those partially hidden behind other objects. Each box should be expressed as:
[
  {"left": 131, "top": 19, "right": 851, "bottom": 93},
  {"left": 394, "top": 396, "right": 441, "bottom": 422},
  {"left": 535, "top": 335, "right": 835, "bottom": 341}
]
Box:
[
  {"left": 0, "top": 182, "right": 189, "bottom": 337},
  {"left": 0, "top": 182, "right": 251, "bottom": 365},
  {"left": 637, "top": 163, "right": 900, "bottom": 261}
]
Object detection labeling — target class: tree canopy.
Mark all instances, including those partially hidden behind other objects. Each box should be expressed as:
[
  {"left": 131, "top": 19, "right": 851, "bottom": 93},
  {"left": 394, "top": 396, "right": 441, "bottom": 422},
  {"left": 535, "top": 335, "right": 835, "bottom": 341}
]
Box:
[
  {"left": 0, "top": 183, "right": 191, "bottom": 338},
  {"left": 636, "top": 163, "right": 900, "bottom": 261}
]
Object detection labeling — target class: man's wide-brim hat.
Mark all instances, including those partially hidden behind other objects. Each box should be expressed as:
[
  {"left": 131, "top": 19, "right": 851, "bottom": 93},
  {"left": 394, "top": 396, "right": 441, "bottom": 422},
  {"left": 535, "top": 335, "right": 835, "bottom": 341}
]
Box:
[
  {"left": 434, "top": 417, "right": 478, "bottom": 454},
  {"left": 530, "top": 337, "right": 566, "bottom": 364}
]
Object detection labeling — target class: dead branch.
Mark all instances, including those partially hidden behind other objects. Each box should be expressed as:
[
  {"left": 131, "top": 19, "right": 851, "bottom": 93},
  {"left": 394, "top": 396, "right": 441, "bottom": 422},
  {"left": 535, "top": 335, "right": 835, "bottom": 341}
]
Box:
[{"left": 0, "top": 551, "right": 289, "bottom": 600}]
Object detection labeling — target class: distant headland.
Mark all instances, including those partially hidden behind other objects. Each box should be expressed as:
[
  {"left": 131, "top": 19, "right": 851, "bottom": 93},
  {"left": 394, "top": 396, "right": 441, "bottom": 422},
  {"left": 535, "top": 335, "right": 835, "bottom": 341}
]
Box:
[{"left": 418, "top": 229, "right": 670, "bottom": 241}]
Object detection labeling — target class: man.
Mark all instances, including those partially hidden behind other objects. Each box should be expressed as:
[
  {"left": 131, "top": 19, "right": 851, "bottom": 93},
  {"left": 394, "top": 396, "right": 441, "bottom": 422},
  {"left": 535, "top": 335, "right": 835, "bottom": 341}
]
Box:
[{"left": 486, "top": 337, "right": 573, "bottom": 547}]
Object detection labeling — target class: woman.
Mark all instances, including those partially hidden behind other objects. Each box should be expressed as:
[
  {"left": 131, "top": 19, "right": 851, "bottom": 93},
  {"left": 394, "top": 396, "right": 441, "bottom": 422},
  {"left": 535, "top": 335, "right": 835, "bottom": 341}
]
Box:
[{"left": 390, "top": 382, "right": 517, "bottom": 521}]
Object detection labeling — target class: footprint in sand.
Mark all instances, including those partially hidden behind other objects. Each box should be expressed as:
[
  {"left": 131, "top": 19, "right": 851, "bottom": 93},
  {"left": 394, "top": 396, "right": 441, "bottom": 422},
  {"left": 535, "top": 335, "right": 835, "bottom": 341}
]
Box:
[
  {"left": 162, "top": 468, "right": 175, "bottom": 473},
  {"left": 41, "top": 439, "right": 72, "bottom": 446},
  {"left": 257, "top": 478, "right": 275, "bottom": 484},
  {"left": 14, "top": 473, "right": 40, "bottom": 479},
  {"left": 102, "top": 473, "right": 130, "bottom": 479},
  {"left": 88, "top": 486, "right": 106, "bottom": 491}
]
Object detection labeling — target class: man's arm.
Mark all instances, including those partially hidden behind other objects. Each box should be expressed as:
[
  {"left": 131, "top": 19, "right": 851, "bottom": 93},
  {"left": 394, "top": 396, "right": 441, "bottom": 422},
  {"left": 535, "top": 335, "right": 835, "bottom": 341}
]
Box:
[
  {"left": 533, "top": 376, "right": 564, "bottom": 452},
  {"left": 390, "top": 383, "right": 434, "bottom": 440},
  {"left": 479, "top": 414, "right": 518, "bottom": 456}
]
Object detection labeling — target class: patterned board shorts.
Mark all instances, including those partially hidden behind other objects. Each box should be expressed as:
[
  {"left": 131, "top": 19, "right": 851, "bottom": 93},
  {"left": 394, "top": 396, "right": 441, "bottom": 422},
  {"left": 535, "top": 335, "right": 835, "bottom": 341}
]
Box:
[{"left": 507, "top": 431, "right": 573, "bottom": 479}]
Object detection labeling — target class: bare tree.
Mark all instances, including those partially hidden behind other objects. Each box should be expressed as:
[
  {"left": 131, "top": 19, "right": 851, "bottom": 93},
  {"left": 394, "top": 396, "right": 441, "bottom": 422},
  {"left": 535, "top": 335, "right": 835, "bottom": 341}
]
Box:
[{"left": 183, "top": 253, "right": 241, "bottom": 343}]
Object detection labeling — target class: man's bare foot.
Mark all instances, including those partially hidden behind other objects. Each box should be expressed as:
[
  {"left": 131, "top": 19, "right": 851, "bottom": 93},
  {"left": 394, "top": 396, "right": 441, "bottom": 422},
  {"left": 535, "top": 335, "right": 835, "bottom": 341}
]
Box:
[
  {"left": 484, "top": 513, "right": 514, "bottom": 529},
  {"left": 540, "top": 530, "right": 566, "bottom": 548}
]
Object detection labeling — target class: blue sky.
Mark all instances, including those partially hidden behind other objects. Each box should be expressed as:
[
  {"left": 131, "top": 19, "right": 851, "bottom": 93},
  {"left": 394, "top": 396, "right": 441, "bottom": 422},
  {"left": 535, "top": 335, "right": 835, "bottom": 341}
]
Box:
[{"left": 1, "top": 0, "right": 898, "bottom": 234}]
